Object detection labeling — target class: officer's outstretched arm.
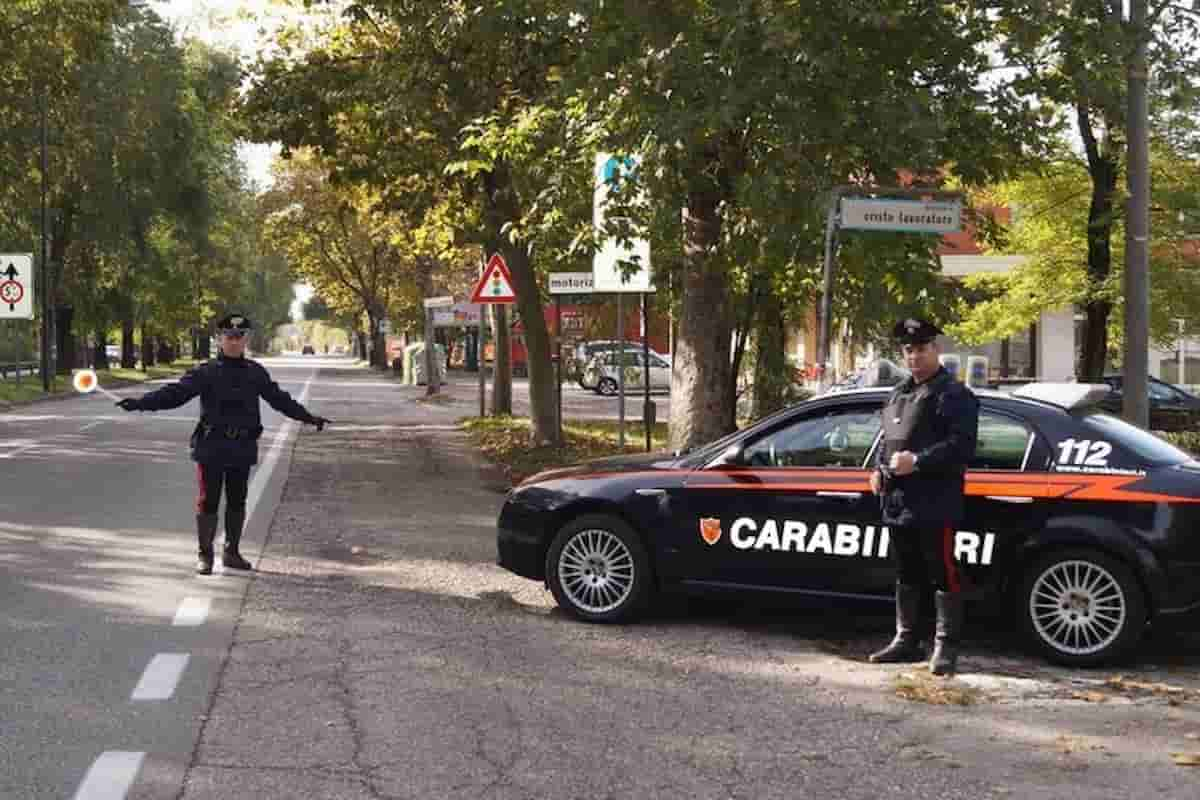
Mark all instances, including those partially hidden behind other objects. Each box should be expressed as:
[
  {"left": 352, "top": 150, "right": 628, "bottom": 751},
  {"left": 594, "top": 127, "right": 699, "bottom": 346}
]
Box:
[
  {"left": 913, "top": 389, "right": 979, "bottom": 474},
  {"left": 258, "top": 369, "right": 324, "bottom": 426},
  {"left": 132, "top": 367, "right": 205, "bottom": 411}
]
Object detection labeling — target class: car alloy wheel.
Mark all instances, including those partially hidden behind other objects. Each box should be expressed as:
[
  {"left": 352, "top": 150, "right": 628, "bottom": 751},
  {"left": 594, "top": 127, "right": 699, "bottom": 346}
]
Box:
[
  {"left": 1019, "top": 548, "right": 1145, "bottom": 667},
  {"left": 546, "top": 514, "right": 652, "bottom": 622}
]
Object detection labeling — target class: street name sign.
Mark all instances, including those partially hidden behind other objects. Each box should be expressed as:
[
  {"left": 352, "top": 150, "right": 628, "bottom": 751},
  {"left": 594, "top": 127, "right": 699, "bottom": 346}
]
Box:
[
  {"left": 840, "top": 197, "right": 962, "bottom": 234},
  {"left": 549, "top": 272, "right": 594, "bottom": 295},
  {"left": 423, "top": 295, "right": 455, "bottom": 309},
  {"left": 0, "top": 253, "right": 33, "bottom": 319}
]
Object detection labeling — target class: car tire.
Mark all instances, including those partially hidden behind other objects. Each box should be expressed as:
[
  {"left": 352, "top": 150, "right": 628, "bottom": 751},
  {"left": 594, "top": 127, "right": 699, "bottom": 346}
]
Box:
[
  {"left": 597, "top": 377, "right": 618, "bottom": 396},
  {"left": 1017, "top": 547, "right": 1146, "bottom": 667},
  {"left": 545, "top": 514, "right": 653, "bottom": 623}
]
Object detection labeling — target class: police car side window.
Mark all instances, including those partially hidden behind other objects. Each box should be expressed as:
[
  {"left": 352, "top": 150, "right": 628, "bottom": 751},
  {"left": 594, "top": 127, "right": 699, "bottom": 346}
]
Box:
[
  {"left": 743, "top": 408, "right": 881, "bottom": 468},
  {"left": 971, "top": 412, "right": 1035, "bottom": 471}
]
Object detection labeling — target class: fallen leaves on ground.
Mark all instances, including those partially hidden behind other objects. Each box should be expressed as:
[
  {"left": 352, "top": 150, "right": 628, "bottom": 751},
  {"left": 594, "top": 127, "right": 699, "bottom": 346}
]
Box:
[
  {"left": 893, "top": 672, "right": 984, "bottom": 706},
  {"left": 462, "top": 415, "right": 669, "bottom": 484}
]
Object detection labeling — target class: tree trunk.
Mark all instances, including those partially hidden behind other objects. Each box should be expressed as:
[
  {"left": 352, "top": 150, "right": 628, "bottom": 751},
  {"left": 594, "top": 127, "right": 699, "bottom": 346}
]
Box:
[
  {"left": 1076, "top": 102, "right": 1120, "bottom": 380},
  {"left": 491, "top": 303, "right": 512, "bottom": 415},
  {"left": 121, "top": 318, "right": 136, "bottom": 368},
  {"left": 54, "top": 305, "right": 75, "bottom": 374},
  {"left": 752, "top": 292, "right": 790, "bottom": 420},
  {"left": 93, "top": 332, "right": 109, "bottom": 370},
  {"left": 371, "top": 317, "right": 387, "bottom": 369},
  {"left": 417, "top": 258, "right": 439, "bottom": 394},
  {"left": 669, "top": 185, "right": 735, "bottom": 452},
  {"left": 141, "top": 326, "right": 155, "bottom": 367},
  {"left": 505, "top": 245, "right": 557, "bottom": 444}
]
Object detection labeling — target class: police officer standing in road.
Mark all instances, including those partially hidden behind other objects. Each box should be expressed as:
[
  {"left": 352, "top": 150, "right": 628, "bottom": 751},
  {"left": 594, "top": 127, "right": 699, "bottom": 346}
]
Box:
[
  {"left": 116, "top": 313, "right": 330, "bottom": 575},
  {"left": 868, "top": 318, "right": 978, "bottom": 675}
]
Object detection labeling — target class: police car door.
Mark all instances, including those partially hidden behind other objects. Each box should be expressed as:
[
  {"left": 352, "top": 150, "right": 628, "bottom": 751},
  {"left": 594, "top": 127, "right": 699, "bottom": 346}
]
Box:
[
  {"left": 677, "top": 403, "right": 885, "bottom": 593},
  {"left": 959, "top": 407, "right": 1052, "bottom": 593}
]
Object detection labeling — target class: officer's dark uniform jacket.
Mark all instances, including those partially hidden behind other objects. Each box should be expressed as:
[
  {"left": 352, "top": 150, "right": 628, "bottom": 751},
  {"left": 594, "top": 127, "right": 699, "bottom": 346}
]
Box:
[
  {"left": 876, "top": 366, "right": 979, "bottom": 527},
  {"left": 135, "top": 353, "right": 314, "bottom": 466}
]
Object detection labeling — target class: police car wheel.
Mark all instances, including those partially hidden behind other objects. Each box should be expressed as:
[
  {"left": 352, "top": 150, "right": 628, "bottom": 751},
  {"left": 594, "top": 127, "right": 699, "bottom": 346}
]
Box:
[
  {"left": 597, "top": 378, "right": 618, "bottom": 396},
  {"left": 1017, "top": 548, "right": 1146, "bottom": 667},
  {"left": 546, "top": 514, "right": 653, "bottom": 623}
]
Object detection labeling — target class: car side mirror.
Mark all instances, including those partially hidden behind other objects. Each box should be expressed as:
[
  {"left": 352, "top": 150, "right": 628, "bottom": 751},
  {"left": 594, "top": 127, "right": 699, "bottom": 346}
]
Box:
[{"left": 715, "top": 443, "right": 745, "bottom": 467}]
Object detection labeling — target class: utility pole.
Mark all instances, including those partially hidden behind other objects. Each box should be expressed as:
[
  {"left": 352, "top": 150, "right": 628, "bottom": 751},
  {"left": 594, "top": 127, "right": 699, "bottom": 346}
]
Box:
[
  {"left": 1123, "top": 0, "right": 1150, "bottom": 427},
  {"left": 39, "top": 87, "right": 50, "bottom": 392}
]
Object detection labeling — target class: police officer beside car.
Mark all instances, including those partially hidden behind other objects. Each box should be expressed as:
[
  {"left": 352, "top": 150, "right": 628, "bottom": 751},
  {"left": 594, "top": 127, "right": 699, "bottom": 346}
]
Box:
[
  {"left": 116, "top": 313, "right": 330, "bottom": 575},
  {"left": 868, "top": 318, "right": 979, "bottom": 675}
]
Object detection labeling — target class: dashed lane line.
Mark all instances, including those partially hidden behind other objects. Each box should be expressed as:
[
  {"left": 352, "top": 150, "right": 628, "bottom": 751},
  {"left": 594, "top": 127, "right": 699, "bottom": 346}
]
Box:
[
  {"left": 71, "top": 751, "right": 145, "bottom": 800},
  {"left": 130, "top": 653, "right": 190, "bottom": 701},
  {"left": 172, "top": 597, "right": 212, "bottom": 626}
]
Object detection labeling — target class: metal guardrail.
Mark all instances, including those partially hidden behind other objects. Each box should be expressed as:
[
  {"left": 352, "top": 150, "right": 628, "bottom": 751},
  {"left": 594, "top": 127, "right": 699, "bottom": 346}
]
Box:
[{"left": 0, "top": 361, "right": 39, "bottom": 380}]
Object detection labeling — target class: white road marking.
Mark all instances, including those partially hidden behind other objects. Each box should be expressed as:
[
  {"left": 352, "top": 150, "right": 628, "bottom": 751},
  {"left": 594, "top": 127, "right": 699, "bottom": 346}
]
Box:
[
  {"left": 172, "top": 597, "right": 211, "bottom": 626},
  {"left": 130, "top": 653, "right": 190, "bottom": 701},
  {"left": 246, "top": 371, "right": 316, "bottom": 518},
  {"left": 71, "top": 751, "right": 145, "bottom": 800},
  {"left": 79, "top": 421, "right": 105, "bottom": 432}
]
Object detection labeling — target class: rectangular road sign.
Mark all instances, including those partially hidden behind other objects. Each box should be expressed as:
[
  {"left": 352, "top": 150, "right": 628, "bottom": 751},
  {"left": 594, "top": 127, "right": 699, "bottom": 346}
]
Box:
[
  {"left": 593, "top": 153, "right": 653, "bottom": 293},
  {"left": 549, "top": 272, "right": 594, "bottom": 295},
  {"left": 423, "top": 295, "right": 455, "bottom": 309},
  {"left": 840, "top": 197, "right": 962, "bottom": 234},
  {"left": 0, "top": 253, "right": 34, "bottom": 319}
]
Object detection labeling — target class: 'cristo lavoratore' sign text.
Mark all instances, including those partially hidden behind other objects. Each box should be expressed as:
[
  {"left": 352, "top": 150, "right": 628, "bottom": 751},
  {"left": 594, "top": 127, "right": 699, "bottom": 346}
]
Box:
[{"left": 840, "top": 197, "right": 962, "bottom": 235}]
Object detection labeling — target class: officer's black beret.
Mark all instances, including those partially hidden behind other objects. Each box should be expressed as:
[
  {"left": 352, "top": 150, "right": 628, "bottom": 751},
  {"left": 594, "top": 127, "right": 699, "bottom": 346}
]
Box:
[
  {"left": 892, "top": 317, "right": 942, "bottom": 344},
  {"left": 216, "top": 313, "right": 254, "bottom": 331}
]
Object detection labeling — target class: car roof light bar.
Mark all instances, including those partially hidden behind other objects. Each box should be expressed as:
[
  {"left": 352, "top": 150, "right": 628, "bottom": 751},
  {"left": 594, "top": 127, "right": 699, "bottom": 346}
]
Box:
[{"left": 1011, "top": 382, "right": 1111, "bottom": 411}]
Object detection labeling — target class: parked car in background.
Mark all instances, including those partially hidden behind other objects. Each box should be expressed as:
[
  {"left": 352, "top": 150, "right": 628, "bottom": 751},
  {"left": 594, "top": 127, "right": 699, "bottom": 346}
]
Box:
[
  {"left": 582, "top": 350, "right": 672, "bottom": 395},
  {"left": 1098, "top": 375, "right": 1200, "bottom": 432},
  {"left": 576, "top": 340, "right": 670, "bottom": 389}
]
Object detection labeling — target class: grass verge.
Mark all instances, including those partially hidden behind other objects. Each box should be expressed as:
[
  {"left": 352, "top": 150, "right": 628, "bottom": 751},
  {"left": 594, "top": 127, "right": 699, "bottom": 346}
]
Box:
[
  {"left": 0, "top": 360, "right": 197, "bottom": 406},
  {"left": 462, "top": 415, "right": 670, "bottom": 485}
]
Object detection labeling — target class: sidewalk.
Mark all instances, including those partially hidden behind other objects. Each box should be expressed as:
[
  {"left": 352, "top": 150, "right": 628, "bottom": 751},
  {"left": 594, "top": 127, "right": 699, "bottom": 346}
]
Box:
[{"left": 179, "top": 364, "right": 1200, "bottom": 800}]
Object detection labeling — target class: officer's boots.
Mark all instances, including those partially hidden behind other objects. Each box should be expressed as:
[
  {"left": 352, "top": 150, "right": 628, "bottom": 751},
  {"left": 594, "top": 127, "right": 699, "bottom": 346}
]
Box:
[
  {"left": 869, "top": 583, "right": 926, "bottom": 663},
  {"left": 930, "top": 590, "right": 964, "bottom": 676},
  {"left": 196, "top": 513, "right": 219, "bottom": 575},
  {"left": 222, "top": 508, "right": 253, "bottom": 571}
]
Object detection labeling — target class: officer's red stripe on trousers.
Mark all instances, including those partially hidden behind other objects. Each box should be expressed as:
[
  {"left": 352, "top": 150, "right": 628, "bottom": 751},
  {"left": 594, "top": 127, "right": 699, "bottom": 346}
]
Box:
[
  {"left": 195, "top": 464, "right": 208, "bottom": 513},
  {"left": 942, "top": 523, "right": 961, "bottom": 593}
]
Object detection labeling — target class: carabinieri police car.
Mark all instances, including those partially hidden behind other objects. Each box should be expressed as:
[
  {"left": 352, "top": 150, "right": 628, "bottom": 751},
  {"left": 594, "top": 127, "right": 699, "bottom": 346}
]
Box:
[{"left": 497, "top": 383, "right": 1200, "bottom": 667}]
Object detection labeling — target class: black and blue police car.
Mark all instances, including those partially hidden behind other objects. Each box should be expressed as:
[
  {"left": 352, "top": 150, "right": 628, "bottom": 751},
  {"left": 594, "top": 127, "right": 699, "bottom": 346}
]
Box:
[{"left": 497, "top": 383, "right": 1200, "bottom": 666}]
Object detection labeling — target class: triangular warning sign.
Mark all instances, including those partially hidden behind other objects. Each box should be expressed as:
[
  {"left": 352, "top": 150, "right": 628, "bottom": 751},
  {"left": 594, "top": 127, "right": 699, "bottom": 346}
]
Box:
[{"left": 469, "top": 253, "right": 517, "bottom": 304}]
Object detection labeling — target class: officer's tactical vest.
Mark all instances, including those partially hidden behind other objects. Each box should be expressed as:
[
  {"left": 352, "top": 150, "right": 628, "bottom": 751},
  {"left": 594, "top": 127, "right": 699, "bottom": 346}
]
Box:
[{"left": 878, "top": 368, "right": 971, "bottom": 526}]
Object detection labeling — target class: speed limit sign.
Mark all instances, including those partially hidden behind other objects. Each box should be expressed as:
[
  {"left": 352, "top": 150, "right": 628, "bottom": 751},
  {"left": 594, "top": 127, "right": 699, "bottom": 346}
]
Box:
[{"left": 0, "top": 254, "right": 33, "bottom": 319}]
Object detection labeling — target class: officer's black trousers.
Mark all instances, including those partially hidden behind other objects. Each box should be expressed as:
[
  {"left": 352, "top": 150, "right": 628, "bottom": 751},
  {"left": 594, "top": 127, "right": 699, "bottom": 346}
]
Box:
[
  {"left": 195, "top": 464, "right": 251, "bottom": 515},
  {"left": 889, "top": 523, "right": 961, "bottom": 593}
]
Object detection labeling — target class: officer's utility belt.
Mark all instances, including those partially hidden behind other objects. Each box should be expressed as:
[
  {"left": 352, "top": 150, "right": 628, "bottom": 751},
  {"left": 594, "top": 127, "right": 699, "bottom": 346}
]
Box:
[{"left": 197, "top": 423, "right": 261, "bottom": 441}]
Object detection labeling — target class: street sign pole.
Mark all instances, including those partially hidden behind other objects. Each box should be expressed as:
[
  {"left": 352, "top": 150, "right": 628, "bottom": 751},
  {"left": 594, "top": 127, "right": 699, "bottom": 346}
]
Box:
[
  {"left": 555, "top": 295, "right": 563, "bottom": 447},
  {"left": 642, "top": 292, "right": 651, "bottom": 453},
  {"left": 817, "top": 190, "right": 841, "bottom": 394},
  {"left": 617, "top": 292, "right": 625, "bottom": 449}
]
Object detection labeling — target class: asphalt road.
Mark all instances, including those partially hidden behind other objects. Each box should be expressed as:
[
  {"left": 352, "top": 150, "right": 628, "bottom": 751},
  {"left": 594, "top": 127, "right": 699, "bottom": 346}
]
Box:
[
  {"left": 0, "top": 355, "right": 323, "bottom": 800},
  {"left": 6, "top": 357, "right": 1200, "bottom": 800}
]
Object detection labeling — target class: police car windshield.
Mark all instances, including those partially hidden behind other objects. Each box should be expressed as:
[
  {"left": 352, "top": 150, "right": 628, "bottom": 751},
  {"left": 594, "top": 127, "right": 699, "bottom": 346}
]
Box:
[
  {"left": 676, "top": 404, "right": 797, "bottom": 465},
  {"left": 1078, "top": 412, "right": 1191, "bottom": 466}
]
